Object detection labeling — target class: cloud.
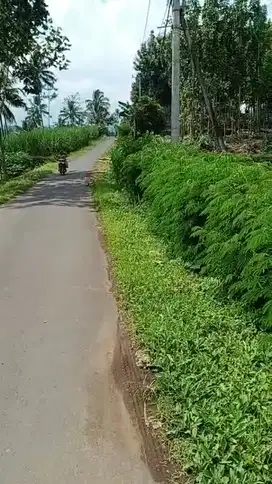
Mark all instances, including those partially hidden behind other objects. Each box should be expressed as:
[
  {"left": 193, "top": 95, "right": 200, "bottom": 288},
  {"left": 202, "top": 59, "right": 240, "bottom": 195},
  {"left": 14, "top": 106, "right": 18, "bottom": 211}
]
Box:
[
  {"left": 14, "top": 0, "right": 272, "bottom": 124},
  {"left": 44, "top": 0, "right": 166, "bottom": 121}
]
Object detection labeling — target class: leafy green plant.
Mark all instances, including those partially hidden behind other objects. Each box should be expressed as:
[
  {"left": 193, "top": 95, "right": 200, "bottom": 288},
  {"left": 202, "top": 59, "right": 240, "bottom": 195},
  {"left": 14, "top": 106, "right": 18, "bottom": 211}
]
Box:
[
  {"left": 111, "top": 136, "right": 272, "bottom": 327},
  {"left": 5, "top": 151, "right": 33, "bottom": 178},
  {"left": 94, "top": 169, "right": 272, "bottom": 484},
  {"left": 110, "top": 133, "right": 152, "bottom": 188}
]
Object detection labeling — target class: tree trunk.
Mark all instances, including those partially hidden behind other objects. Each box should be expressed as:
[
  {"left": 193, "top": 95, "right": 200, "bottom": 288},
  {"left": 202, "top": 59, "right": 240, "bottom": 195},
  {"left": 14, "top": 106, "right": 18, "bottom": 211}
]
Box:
[
  {"left": 180, "top": 3, "right": 226, "bottom": 151},
  {"left": 0, "top": 114, "right": 7, "bottom": 180}
]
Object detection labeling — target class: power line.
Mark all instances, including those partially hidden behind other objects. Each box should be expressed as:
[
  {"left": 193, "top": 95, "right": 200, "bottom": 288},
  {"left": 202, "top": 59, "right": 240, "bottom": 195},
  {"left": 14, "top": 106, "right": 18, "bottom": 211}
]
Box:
[
  {"left": 142, "top": 0, "right": 152, "bottom": 43},
  {"left": 163, "top": 1, "right": 172, "bottom": 40},
  {"left": 161, "top": 1, "right": 169, "bottom": 27}
]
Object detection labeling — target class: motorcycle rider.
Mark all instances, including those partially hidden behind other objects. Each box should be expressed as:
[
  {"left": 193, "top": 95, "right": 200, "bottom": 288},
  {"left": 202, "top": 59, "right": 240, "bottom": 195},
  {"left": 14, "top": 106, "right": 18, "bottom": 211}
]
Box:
[{"left": 57, "top": 151, "right": 68, "bottom": 170}]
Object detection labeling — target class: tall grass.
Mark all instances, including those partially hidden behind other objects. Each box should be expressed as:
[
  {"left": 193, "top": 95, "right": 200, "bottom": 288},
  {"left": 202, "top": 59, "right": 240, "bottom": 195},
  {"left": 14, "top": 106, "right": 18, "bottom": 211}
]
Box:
[{"left": 5, "top": 125, "right": 100, "bottom": 157}]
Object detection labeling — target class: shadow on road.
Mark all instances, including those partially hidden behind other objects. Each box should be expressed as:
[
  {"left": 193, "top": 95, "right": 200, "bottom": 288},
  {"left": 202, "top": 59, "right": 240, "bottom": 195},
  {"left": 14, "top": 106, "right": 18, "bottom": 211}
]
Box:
[{"left": 2, "top": 169, "right": 97, "bottom": 211}]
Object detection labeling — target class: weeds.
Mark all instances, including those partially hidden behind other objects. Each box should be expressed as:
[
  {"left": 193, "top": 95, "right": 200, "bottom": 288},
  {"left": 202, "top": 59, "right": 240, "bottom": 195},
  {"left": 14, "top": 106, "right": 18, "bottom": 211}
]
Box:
[
  {"left": 94, "top": 167, "right": 272, "bottom": 484},
  {"left": 0, "top": 162, "right": 56, "bottom": 205},
  {"left": 110, "top": 137, "right": 272, "bottom": 327}
]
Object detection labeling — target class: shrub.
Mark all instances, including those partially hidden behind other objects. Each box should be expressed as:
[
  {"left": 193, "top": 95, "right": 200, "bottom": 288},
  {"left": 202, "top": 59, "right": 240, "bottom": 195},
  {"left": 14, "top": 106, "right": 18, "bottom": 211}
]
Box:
[
  {"left": 118, "top": 122, "right": 131, "bottom": 137},
  {"left": 94, "top": 172, "right": 272, "bottom": 484},
  {"left": 110, "top": 133, "right": 152, "bottom": 189},
  {"left": 134, "top": 96, "right": 166, "bottom": 135},
  {"left": 111, "top": 137, "right": 272, "bottom": 326},
  {"left": 5, "top": 152, "right": 34, "bottom": 178}
]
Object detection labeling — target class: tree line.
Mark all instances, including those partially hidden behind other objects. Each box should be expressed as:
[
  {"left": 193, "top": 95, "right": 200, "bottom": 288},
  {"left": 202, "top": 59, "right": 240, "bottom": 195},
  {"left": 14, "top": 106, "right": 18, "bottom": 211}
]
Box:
[
  {"left": 130, "top": 0, "right": 272, "bottom": 147},
  {"left": 20, "top": 89, "right": 119, "bottom": 131}
]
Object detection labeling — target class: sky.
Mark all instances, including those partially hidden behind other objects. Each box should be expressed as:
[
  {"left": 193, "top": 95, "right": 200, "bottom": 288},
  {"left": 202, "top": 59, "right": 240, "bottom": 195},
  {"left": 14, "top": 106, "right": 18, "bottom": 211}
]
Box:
[
  {"left": 15, "top": 0, "right": 272, "bottom": 125},
  {"left": 42, "top": 0, "right": 166, "bottom": 123}
]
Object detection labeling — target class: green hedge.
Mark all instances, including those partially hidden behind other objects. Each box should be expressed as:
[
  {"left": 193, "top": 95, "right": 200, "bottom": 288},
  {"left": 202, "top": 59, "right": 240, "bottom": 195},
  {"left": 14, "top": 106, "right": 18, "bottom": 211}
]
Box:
[
  {"left": 5, "top": 125, "right": 100, "bottom": 157},
  {"left": 110, "top": 137, "right": 272, "bottom": 327}
]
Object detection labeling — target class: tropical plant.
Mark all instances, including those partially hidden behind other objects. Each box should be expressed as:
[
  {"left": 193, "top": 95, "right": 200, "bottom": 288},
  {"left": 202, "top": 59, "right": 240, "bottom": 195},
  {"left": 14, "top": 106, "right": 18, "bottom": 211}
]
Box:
[
  {"left": 24, "top": 95, "right": 49, "bottom": 130},
  {"left": 85, "top": 89, "right": 110, "bottom": 125},
  {"left": 58, "top": 93, "right": 85, "bottom": 126},
  {"left": 0, "top": 68, "right": 25, "bottom": 128},
  {"left": 118, "top": 101, "right": 133, "bottom": 122},
  {"left": 132, "top": 1, "right": 272, "bottom": 141},
  {"left": 134, "top": 96, "right": 166, "bottom": 135},
  {"left": 0, "top": 68, "right": 25, "bottom": 178},
  {"left": 0, "top": 1, "right": 71, "bottom": 179},
  {"left": 43, "top": 87, "right": 58, "bottom": 128}
]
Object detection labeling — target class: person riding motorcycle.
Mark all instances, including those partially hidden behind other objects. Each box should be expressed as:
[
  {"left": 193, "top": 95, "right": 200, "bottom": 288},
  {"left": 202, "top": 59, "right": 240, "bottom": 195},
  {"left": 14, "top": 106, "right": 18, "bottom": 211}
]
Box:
[{"left": 57, "top": 152, "right": 68, "bottom": 170}]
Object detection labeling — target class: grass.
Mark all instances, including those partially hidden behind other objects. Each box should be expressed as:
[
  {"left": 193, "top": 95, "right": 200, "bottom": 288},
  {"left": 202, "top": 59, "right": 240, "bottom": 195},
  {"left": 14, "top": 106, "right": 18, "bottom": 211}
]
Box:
[
  {"left": 5, "top": 125, "right": 100, "bottom": 156},
  {"left": 93, "top": 162, "right": 272, "bottom": 484},
  {"left": 0, "top": 161, "right": 56, "bottom": 205},
  {"left": 0, "top": 142, "right": 98, "bottom": 205}
]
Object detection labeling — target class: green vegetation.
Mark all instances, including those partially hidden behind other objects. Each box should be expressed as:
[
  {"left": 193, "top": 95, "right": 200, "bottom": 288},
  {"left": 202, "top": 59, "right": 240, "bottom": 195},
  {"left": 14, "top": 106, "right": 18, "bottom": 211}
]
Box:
[
  {"left": 0, "top": 161, "right": 56, "bottom": 205},
  {"left": 5, "top": 125, "right": 100, "bottom": 158},
  {"left": 131, "top": 1, "right": 272, "bottom": 148},
  {"left": 111, "top": 136, "right": 272, "bottom": 327},
  {"left": 0, "top": 127, "right": 101, "bottom": 203},
  {"left": 94, "top": 165, "right": 272, "bottom": 484}
]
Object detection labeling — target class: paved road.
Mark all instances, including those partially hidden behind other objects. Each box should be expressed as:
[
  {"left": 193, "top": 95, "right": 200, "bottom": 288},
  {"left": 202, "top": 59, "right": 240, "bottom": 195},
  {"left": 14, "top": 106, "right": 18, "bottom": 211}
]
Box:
[{"left": 0, "top": 139, "right": 155, "bottom": 483}]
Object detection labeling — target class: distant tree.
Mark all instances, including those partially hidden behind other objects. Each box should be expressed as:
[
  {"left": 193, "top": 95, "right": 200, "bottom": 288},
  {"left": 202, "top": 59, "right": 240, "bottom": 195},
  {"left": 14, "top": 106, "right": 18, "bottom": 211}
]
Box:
[
  {"left": 24, "top": 95, "right": 49, "bottom": 129},
  {"left": 85, "top": 89, "right": 110, "bottom": 125},
  {"left": 58, "top": 93, "right": 85, "bottom": 126},
  {"left": 134, "top": 96, "right": 166, "bottom": 135},
  {"left": 118, "top": 101, "right": 134, "bottom": 122},
  {"left": 43, "top": 87, "right": 58, "bottom": 127}
]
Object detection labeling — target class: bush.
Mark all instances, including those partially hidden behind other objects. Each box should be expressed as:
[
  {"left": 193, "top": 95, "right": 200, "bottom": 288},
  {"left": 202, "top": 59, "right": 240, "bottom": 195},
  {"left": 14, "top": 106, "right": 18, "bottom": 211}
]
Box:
[
  {"left": 118, "top": 122, "right": 131, "bottom": 137},
  {"left": 5, "top": 125, "right": 100, "bottom": 157},
  {"left": 110, "top": 133, "right": 152, "bottom": 190},
  {"left": 111, "top": 137, "right": 272, "bottom": 326},
  {"left": 134, "top": 96, "right": 166, "bottom": 135},
  {"left": 5, "top": 152, "right": 34, "bottom": 178},
  {"left": 94, "top": 172, "right": 272, "bottom": 484}
]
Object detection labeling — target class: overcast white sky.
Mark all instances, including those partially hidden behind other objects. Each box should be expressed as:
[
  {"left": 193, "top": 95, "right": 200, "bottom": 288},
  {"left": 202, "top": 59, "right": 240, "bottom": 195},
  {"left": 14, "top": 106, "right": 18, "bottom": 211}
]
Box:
[
  {"left": 15, "top": 0, "right": 272, "bottom": 124},
  {"left": 43, "top": 0, "right": 166, "bottom": 122}
]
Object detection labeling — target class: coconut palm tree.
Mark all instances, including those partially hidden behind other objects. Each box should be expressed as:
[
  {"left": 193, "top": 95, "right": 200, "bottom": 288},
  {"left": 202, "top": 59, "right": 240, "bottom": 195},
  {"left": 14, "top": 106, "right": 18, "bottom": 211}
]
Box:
[
  {"left": 22, "top": 51, "right": 57, "bottom": 96},
  {"left": 85, "top": 89, "right": 110, "bottom": 125},
  {"left": 58, "top": 93, "right": 85, "bottom": 126},
  {"left": 24, "top": 95, "right": 49, "bottom": 130},
  {"left": 0, "top": 67, "right": 25, "bottom": 178},
  {"left": 0, "top": 67, "right": 25, "bottom": 128}
]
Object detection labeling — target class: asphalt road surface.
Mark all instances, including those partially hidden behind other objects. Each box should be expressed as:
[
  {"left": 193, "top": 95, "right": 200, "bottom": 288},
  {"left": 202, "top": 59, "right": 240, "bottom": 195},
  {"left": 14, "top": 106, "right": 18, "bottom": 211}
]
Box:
[{"left": 0, "top": 139, "right": 155, "bottom": 483}]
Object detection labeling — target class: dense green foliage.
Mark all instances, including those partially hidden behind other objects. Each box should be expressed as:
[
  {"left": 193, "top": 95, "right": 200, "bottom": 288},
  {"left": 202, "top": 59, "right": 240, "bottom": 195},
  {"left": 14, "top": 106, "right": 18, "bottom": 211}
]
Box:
[
  {"left": 1, "top": 125, "right": 100, "bottom": 180},
  {"left": 110, "top": 136, "right": 272, "bottom": 327},
  {"left": 94, "top": 169, "right": 272, "bottom": 484},
  {"left": 5, "top": 125, "right": 100, "bottom": 158},
  {"left": 133, "top": 1, "right": 272, "bottom": 137},
  {"left": 0, "top": 161, "right": 56, "bottom": 205}
]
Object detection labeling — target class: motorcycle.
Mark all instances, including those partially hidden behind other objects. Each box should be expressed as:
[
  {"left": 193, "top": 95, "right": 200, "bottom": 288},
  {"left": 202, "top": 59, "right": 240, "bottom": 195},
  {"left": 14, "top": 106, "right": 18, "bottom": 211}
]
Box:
[{"left": 58, "top": 155, "right": 68, "bottom": 175}]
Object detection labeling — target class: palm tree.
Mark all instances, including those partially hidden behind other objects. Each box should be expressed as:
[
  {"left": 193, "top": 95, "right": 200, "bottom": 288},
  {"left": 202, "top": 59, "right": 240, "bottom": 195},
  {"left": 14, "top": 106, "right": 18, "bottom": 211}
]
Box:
[
  {"left": 22, "top": 51, "right": 57, "bottom": 96},
  {"left": 0, "top": 67, "right": 25, "bottom": 178},
  {"left": 85, "top": 89, "right": 110, "bottom": 125},
  {"left": 118, "top": 101, "right": 134, "bottom": 122},
  {"left": 58, "top": 93, "right": 85, "bottom": 126},
  {"left": 0, "top": 67, "right": 25, "bottom": 128},
  {"left": 24, "top": 95, "right": 49, "bottom": 130},
  {"left": 43, "top": 87, "right": 58, "bottom": 128}
]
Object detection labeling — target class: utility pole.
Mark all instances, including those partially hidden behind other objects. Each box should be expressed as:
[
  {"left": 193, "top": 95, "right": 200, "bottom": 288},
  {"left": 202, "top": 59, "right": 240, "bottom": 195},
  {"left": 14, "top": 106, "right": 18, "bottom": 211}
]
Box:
[{"left": 171, "top": 0, "right": 181, "bottom": 142}]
